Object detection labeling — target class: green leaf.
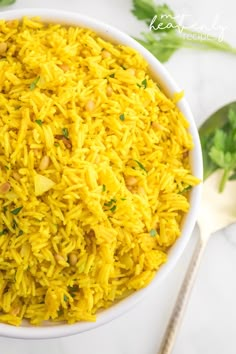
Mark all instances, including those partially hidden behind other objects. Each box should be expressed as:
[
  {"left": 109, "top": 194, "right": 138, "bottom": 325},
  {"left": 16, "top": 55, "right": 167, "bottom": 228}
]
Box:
[
  {"left": 62, "top": 128, "right": 69, "bottom": 139},
  {"left": 0, "top": 0, "right": 16, "bottom": 6},
  {"left": 68, "top": 285, "right": 79, "bottom": 293},
  {"left": 30, "top": 76, "right": 40, "bottom": 90},
  {"left": 141, "top": 78, "right": 147, "bottom": 88},
  {"left": 134, "top": 31, "right": 183, "bottom": 63},
  {"left": 110, "top": 205, "right": 117, "bottom": 213},
  {"left": 0, "top": 228, "right": 8, "bottom": 236},
  {"left": 132, "top": 0, "right": 177, "bottom": 29},
  {"left": 209, "top": 147, "right": 226, "bottom": 169},
  {"left": 119, "top": 114, "right": 125, "bottom": 121},
  {"left": 104, "top": 198, "right": 116, "bottom": 208},
  {"left": 132, "top": 0, "right": 157, "bottom": 21},
  {"left": 57, "top": 309, "right": 63, "bottom": 316},
  {"left": 35, "top": 120, "right": 43, "bottom": 126},
  {"left": 228, "top": 108, "right": 236, "bottom": 129},
  {"left": 229, "top": 171, "right": 236, "bottom": 180},
  {"left": 149, "top": 229, "right": 157, "bottom": 237},
  {"left": 10, "top": 206, "right": 23, "bottom": 215},
  {"left": 180, "top": 185, "right": 192, "bottom": 194},
  {"left": 134, "top": 159, "right": 147, "bottom": 173},
  {"left": 213, "top": 129, "right": 227, "bottom": 151},
  {"left": 12, "top": 219, "right": 18, "bottom": 229}
]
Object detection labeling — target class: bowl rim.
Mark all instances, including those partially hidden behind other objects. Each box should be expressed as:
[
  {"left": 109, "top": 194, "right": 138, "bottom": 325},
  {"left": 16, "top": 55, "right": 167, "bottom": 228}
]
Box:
[{"left": 0, "top": 8, "right": 203, "bottom": 339}]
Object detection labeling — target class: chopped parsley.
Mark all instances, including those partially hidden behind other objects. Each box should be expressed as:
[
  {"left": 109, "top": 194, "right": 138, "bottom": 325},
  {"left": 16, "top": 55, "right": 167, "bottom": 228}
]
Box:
[
  {"left": 119, "top": 113, "right": 125, "bottom": 121},
  {"left": 180, "top": 185, "right": 192, "bottom": 194},
  {"left": 102, "top": 184, "right": 106, "bottom": 192},
  {"left": 68, "top": 285, "right": 78, "bottom": 293},
  {"left": 35, "top": 119, "right": 43, "bottom": 126},
  {"left": 10, "top": 206, "right": 23, "bottom": 215},
  {"left": 63, "top": 295, "right": 68, "bottom": 302},
  {"left": 57, "top": 309, "right": 63, "bottom": 316},
  {"left": 0, "top": 229, "right": 8, "bottom": 236},
  {"left": 12, "top": 219, "right": 18, "bottom": 229},
  {"left": 104, "top": 198, "right": 116, "bottom": 208},
  {"left": 110, "top": 205, "right": 117, "bottom": 213},
  {"left": 149, "top": 229, "right": 157, "bottom": 237},
  {"left": 30, "top": 76, "right": 40, "bottom": 90},
  {"left": 134, "top": 160, "right": 147, "bottom": 173},
  {"left": 62, "top": 128, "right": 69, "bottom": 139},
  {"left": 109, "top": 73, "right": 115, "bottom": 78},
  {"left": 141, "top": 78, "right": 147, "bottom": 88}
]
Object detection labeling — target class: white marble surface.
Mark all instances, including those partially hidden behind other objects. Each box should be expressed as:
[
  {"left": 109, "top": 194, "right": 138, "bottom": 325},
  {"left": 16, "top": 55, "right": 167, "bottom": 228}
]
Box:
[{"left": 1, "top": 0, "right": 236, "bottom": 353}]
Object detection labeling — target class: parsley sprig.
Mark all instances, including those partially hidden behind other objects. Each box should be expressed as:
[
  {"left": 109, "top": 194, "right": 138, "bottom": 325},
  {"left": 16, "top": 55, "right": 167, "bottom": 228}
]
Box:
[
  {"left": 131, "top": 0, "right": 236, "bottom": 62},
  {"left": 200, "top": 105, "right": 236, "bottom": 192}
]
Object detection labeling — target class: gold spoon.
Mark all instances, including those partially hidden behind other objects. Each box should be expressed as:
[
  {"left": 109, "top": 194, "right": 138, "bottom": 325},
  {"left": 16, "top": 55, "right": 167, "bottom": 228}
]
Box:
[{"left": 159, "top": 101, "right": 236, "bottom": 354}]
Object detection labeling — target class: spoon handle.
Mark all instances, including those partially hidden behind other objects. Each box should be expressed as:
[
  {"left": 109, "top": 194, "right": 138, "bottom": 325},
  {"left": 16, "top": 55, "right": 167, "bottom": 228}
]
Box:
[{"left": 158, "top": 237, "right": 208, "bottom": 354}]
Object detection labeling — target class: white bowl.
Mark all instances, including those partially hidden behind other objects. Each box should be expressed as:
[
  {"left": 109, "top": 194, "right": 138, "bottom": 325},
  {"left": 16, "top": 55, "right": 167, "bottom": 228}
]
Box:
[{"left": 0, "top": 8, "right": 203, "bottom": 339}]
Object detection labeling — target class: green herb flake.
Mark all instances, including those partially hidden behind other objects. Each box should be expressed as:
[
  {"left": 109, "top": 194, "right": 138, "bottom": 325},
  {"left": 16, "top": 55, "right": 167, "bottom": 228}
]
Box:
[
  {"left": 62, "top": 128, "right": 69, "bottom": 139},
  {"left": 0, "top": 229, "right": 8, "bottom": 236},
  {"left": 141, "top": 78, "right": 147, "bottom": 88},
  {"left": 104, "top": 198, "right": 116, "bottom": 208},
  {"left": 149, "top": 229, "right": 157, "bottom": 237},
  {"left": 102, "top": 184, "right": 106, "bottom": 192},
  {"left": 12, "top": 219, "right": 18, "bottom": 229},
  {"left": 57, "top": 309, "right": 63, "bottom": 316},
  {"left": 10, "top": 206, "right": 23, "bottom": 215},
  {"left": 119, "top": 113, "right": 125, "bottom": 121},
  {"left": 18, "top": 230, "right": 24, "bottom": 236},
  {"left": 181, "top": 185, "right": 192, "bottom": 194},
  {"left": 134, "top": 159, "right": 147, "bottom": 173},
  {"left": 30, "top": 76, "right": 40, "bottom": 91},
  {"left": 121, "top": 65, "right": 126, "bottom": 70},
  {"left": 109, "top": 73, "right": 115, "bottom": 78},
  {"left": 68, "top": 285, "right": 78, "bottom": 293},
  {"left": 5, "top": 165, "right": 9, "bottom": 170},
  {"left": 35, "top": 119, "right": 43, "bottom": 126},
  {"left": 110, "top": 205, "right": 117, "bottom": 213},
  {"left": 63, "top": 295, "right": 68, "bottom": 302},
  {"left": 3, "top": 206, "right": 7, "bottom": 212},
  {"left": 54, "top": 142, "right": 60, "bottom": 147}
]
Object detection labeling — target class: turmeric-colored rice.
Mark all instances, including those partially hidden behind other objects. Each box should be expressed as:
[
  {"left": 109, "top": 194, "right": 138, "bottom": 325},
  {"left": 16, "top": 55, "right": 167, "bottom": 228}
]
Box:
[{"left": 0, "top": 17, "right": 198, "bottom": 326}]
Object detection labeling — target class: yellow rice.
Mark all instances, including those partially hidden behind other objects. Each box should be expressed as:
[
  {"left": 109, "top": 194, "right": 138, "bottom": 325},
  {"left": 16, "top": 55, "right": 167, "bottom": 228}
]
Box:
[{"left": 0, "top": 17, "right": 198, "bottom": 326}]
